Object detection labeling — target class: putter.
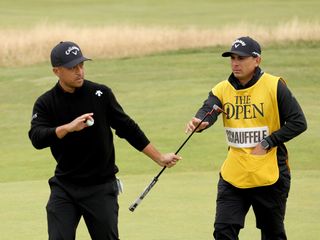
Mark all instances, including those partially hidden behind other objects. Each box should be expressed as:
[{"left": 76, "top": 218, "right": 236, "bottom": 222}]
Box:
[{"left": 129, "top": 104, "right": 227, "bottom": 212}]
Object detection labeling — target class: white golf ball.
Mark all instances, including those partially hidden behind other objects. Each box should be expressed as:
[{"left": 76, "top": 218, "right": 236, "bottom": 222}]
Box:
[{"left": 86, "top": 119, "right": 94, "bottom": 126}]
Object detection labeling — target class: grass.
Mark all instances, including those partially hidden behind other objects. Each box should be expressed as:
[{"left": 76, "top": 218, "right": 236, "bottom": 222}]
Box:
[
  {"left": 0, "top": 0, "right": 319, "bottom": 28},
  {"left": 0, "top": 44, "right": 319, "bottom": 184},
  {"left": 1, "top": 171, "right": 319, "bottom": 239},
  {"left": 1, "top": 0, "right": 320, "bottom": 67},
  {"left": 1, "top": 20, "right": 320, "bottom": 67},
  {"left": 0, "top": 45, "right": 318, "bottom": 238},
  {"left": 0, "top": 0, "right": 319, "bottom": 239}
]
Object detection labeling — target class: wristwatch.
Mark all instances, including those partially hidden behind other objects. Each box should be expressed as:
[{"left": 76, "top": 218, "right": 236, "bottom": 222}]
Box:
[{"left": 260, "top": 139, "right": 270, "bottom": 150}]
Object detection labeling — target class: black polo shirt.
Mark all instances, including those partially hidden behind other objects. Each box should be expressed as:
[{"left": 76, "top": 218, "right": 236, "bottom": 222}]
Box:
[{"left": 29, "top": 80, "right": 150, "bottom": 185}]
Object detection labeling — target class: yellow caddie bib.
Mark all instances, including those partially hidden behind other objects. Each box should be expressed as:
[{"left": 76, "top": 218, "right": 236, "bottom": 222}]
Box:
[{"left": 212, "top": 73, "right": 282, "bottom": 188}]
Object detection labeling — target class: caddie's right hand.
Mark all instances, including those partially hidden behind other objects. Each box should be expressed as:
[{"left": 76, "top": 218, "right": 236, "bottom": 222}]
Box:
[{"left": 185, "top": 117, "right": 209, "bottom": 134}]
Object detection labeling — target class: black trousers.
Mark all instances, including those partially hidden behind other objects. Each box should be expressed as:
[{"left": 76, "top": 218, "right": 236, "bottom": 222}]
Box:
[
  {"left": 46, "top": 177, "right": 119, "bottom": 240},
  {"left": 213, "top": 169, "right": 290, "bottom": 240}
]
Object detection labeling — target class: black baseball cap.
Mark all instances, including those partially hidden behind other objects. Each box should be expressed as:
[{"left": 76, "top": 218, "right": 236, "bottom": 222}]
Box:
[
  {"left": 50, "top": 41, "right": 91, "bottom": 68},
  {"left": 222, "top": 36, "right": 261, "bottom": 58}
]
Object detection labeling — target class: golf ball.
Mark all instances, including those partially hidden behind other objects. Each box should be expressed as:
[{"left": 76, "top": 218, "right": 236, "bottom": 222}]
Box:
[{"left": 86, "top": 119, "right": 94, "bottom": 126}]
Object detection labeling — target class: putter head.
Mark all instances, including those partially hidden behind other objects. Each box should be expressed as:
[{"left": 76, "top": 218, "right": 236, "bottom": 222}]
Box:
[{"left": 213, "top": 104, "right": 229, "bottom": 117}]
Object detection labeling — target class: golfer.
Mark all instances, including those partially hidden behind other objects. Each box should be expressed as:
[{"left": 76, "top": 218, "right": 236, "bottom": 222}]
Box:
[
  {"left": 186, "top": 36, "right": 307, "bottom": 239},
  {"left": 28, "top": 41, "right": 181, "bottom": 240}
]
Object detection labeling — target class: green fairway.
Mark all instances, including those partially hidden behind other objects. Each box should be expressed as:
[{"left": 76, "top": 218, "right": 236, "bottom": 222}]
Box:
[
  {"left": 0, "top": 171, "right": 319, "bottom": 239},
  {"left": 0, "top": 44, "right": 319, "bottom": 183},
  {"left": 0, "top": 0, "right": 319, "bottom": 28},
  {"left": 0, "top": 44, "right": 319, "bottom": 239},
  {"left": 0, "top": 0, "right": 319, "bottom": 239}
]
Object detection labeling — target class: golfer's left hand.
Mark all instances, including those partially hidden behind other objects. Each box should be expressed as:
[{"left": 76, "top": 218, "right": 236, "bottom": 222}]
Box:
[{"left": 159, "top": 153, "right": 182, "bottom": 168}]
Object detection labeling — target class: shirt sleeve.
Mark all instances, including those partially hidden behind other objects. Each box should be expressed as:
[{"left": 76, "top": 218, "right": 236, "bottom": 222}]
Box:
[
  {"left": 106, "top": 88, "right": 150, "bottom": 151},
  {"left": 195, "top": 91, "right": 222, "bottom": 129},
  {"left": 265, "top": 80, "right": 307, "bottom": 147},
  {"left": 28, "top": 95, "right": 59, "bottom": 149}
]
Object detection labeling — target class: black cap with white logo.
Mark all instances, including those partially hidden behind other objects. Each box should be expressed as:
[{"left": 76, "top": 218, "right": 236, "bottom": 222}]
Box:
[
  {"left": 222, "top": 36, "right": 261, "bottom": 58},
  {"left": 50, "top": 41, "right": 91, "bottom": 68}
]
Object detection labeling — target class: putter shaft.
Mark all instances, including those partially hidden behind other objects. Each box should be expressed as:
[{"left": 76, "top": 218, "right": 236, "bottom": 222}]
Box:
[{"left": 129, "top": 104, "right": 226, "bottom": 212}]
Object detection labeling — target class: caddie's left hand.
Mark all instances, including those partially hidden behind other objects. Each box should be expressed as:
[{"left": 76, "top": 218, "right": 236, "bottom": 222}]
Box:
[{"left": 251, "top": 143, "right": 267, "bottom": 155}]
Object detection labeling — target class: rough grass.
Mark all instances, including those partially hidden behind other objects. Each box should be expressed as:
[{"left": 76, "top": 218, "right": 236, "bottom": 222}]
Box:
[{"left": 0, "top": 19, "right": 319, "bottom": 67}]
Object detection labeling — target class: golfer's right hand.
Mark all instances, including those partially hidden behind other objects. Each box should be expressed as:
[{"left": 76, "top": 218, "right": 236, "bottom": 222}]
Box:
[
  {"left": 66, "top": 113, "right": 94, "bottom": 132},
  {"left": 185, "top": 117, "right": 209, "bottom": 134},
  {"left": 56, "top": 113, "right": 93, "bottom": 139}
]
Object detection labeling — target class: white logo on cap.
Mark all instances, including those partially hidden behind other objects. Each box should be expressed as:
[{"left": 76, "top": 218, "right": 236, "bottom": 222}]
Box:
[
  {"left": 233, "top": 39, "right": 246, "bottom": 48},
  {"left": 65, "top": 46, "right": 80, "bottom": 56},
  {"left": 252, "top": 51, "right": 261, "bottom": 57}
]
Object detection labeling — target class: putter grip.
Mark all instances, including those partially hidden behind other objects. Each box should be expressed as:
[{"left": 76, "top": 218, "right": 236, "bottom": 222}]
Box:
[{"left": 129, "top": 177, "right": 158, "bottom": 212}]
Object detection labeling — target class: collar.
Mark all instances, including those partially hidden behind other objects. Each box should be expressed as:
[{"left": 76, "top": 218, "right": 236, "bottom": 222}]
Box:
[
  {"left": 228, "top": 67, "right": 263, "bottom": 90},
  {"left": 55, "top": 80, "right": 86, "bottom": 96}
]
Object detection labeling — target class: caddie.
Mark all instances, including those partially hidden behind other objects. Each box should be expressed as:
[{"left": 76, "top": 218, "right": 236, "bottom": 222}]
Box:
[{"left": 185, "top": 36, "right": 307, "bottom": 240}]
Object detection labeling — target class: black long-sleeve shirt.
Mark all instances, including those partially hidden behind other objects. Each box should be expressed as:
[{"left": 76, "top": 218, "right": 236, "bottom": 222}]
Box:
[
  {"left": 29, "top": 80, "right": 150, "bottom": 185},
  {"left": 195, "top": 67, "right": 307, "bottom": 167}
]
